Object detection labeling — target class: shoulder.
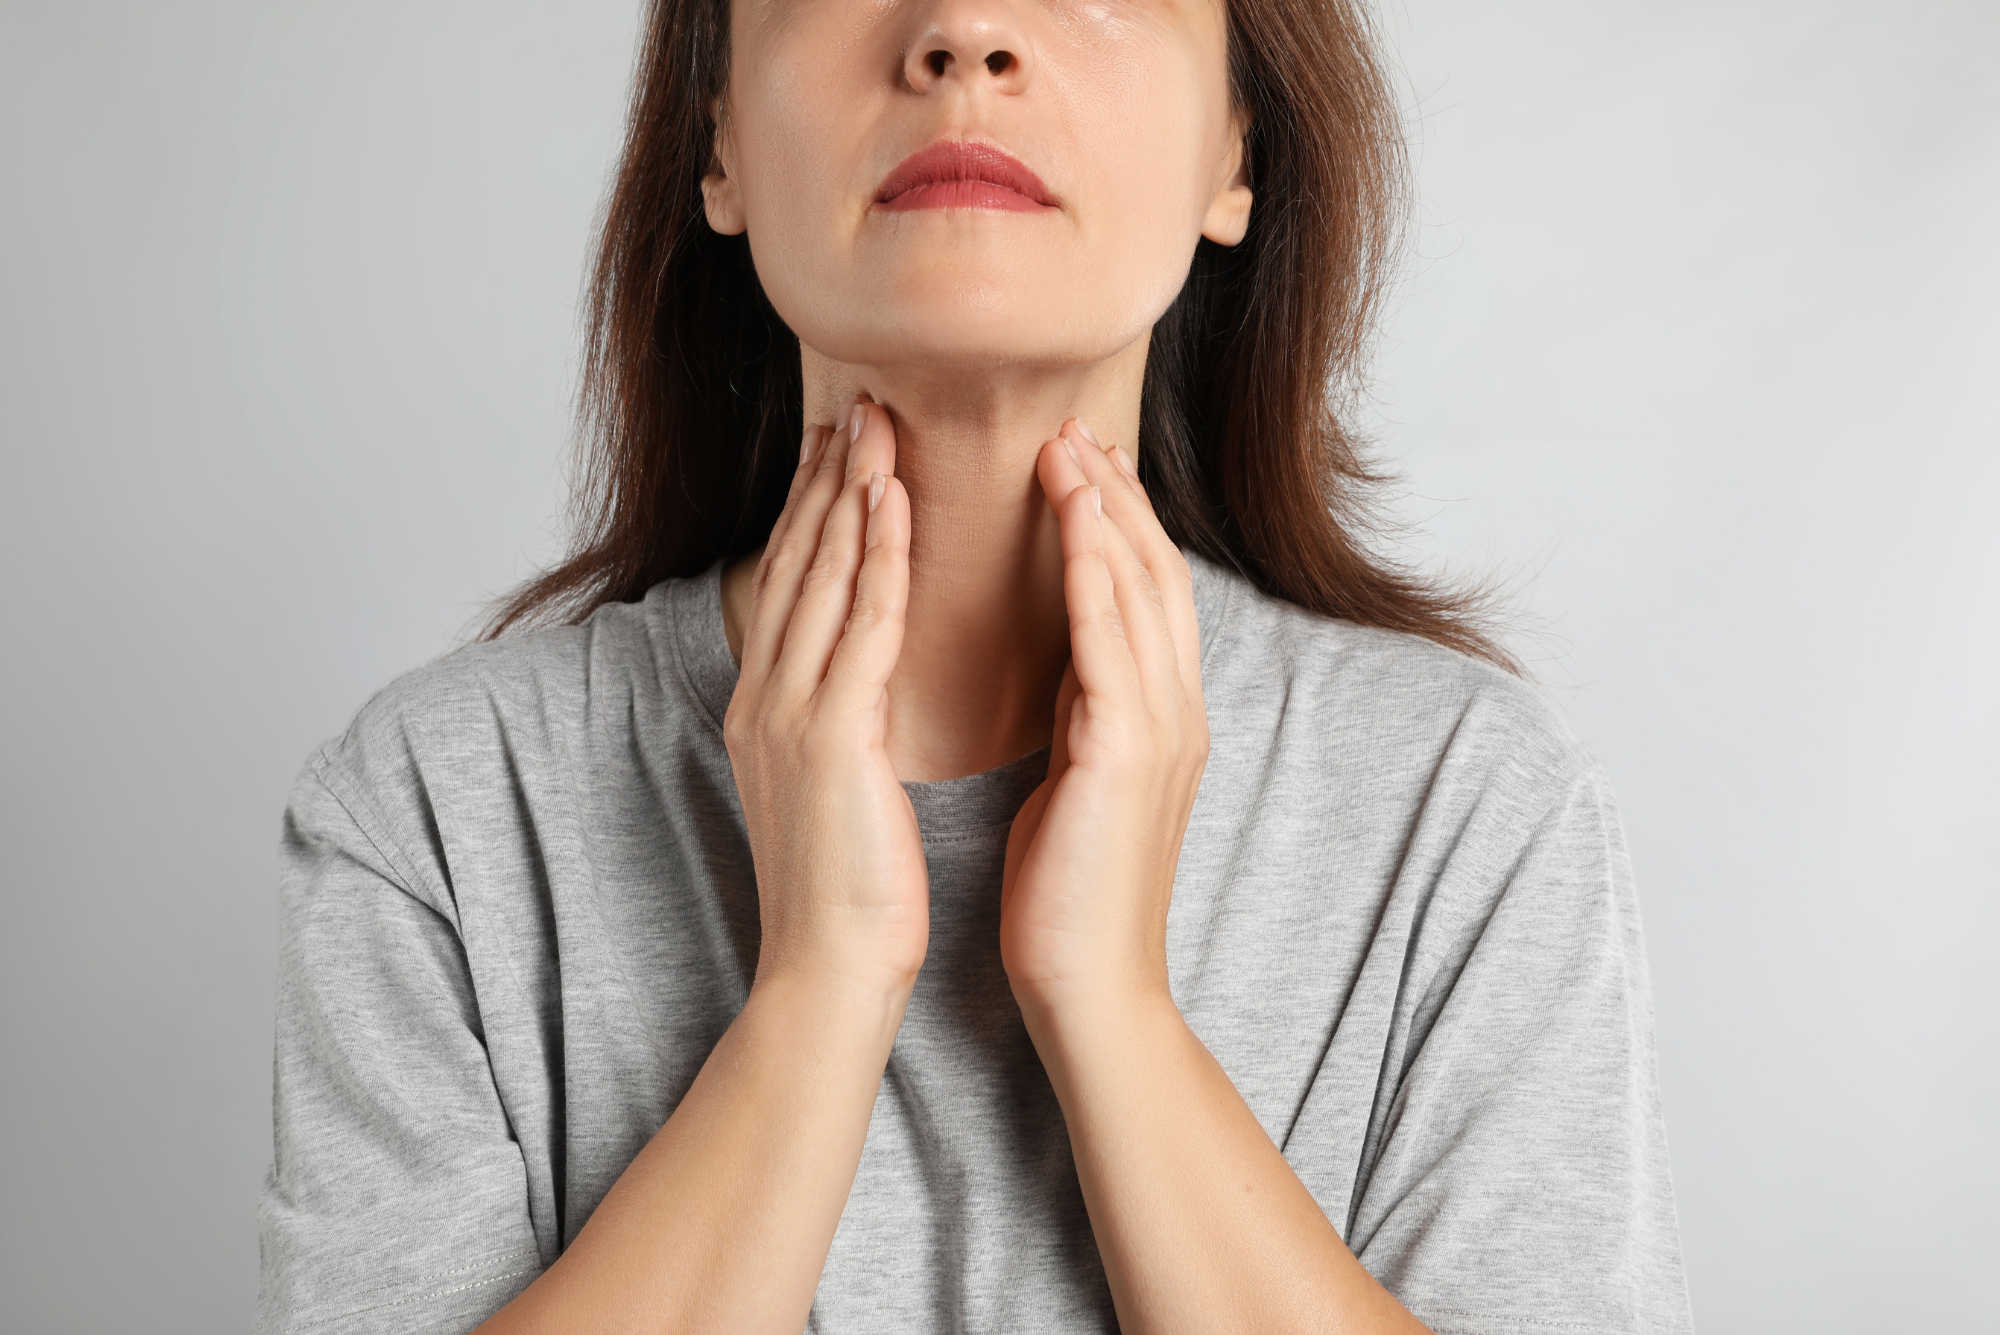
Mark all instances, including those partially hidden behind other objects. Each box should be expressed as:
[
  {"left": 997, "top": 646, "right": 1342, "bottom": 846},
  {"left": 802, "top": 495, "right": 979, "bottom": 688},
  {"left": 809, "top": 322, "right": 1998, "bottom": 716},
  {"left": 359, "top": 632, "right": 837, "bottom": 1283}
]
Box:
[
  {"left": 289, "top": 590, "right": 690, "bottom": 900},
  {"left": 338, "top": 594, "right": 657, "bottom": 765},
  {"left": 1191, "top": 552, "right": 1581, "bottom": 769},
  {"left": 1187, "top": 559, "right": 1637, "bottom": 991},
  {"left": 1191, "top": 554, "right": 1592, "bottom": 818}
]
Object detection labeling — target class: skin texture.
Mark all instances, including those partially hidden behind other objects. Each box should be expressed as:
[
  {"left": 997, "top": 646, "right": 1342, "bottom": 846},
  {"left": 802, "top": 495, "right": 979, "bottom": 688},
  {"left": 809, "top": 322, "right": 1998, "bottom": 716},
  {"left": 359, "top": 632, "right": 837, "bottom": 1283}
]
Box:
[
  {"left": 478, "top": 0, "right": 1437, "bottom": 1330},
  {"left": 704, "top": 0, "right": 1250, "bottom": 371}
]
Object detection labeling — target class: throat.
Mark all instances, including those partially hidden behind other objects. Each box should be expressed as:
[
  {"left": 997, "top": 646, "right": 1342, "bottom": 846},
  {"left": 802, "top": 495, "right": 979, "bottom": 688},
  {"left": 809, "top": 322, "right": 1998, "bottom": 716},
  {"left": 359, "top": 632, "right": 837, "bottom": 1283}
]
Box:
[
  {"left": 866, "top": 399, "right": 1075, "bottom": 782},
  {"left": 883, "top": 643, "right": 1068, "bottom": 785}
]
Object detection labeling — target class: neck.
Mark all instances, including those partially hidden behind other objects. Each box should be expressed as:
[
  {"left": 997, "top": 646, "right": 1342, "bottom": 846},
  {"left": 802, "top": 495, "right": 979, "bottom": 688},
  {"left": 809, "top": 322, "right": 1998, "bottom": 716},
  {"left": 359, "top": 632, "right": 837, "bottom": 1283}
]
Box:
[{"left": 725, "top": 338, "right": 1149, "bottom": 783}]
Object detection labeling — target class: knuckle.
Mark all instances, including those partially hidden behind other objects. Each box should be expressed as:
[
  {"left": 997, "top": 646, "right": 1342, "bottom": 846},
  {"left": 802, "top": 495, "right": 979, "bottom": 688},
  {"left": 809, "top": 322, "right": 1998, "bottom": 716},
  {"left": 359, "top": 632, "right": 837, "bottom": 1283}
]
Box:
[
  {"left": 799, "top": 713, "right": 855, "bottom": 762},
  {"left": 846, "top": 591, "right": 897, "bottom": 636},
  {"left": 799, "top": 546, "right": 842, "bottom": 595},
  {"left": 771, "top": 529, "right": 816, "bottom": 579},
  {"left": 722, "top": 702, "right": 759, "bottom": 752},
  {"left": 796, "top": 472, "right": 839, "bottom": 516}
]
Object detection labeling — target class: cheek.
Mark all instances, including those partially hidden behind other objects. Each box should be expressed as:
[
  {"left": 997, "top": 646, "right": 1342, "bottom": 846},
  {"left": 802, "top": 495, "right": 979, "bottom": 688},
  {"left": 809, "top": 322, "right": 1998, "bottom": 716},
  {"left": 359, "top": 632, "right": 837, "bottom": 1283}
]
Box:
[
  {"left": 1048, "top": 37, "right": 1225, "bottom": 313},
  {"left": 729, "top": 69, "right": 860, "bottom": 297}
]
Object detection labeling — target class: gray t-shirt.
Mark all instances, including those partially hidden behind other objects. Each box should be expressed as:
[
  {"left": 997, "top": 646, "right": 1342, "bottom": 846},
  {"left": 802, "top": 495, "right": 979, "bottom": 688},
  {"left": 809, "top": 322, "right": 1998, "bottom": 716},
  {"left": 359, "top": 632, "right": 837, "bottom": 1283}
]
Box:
[{"left": 257, "top": 554, "right": 1692, "bottom": 1335}]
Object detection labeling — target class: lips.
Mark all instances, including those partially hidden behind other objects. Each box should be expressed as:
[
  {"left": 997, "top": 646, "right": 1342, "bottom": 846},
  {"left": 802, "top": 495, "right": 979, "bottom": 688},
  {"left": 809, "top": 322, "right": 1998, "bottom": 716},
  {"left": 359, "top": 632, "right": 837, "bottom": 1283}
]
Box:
[{"left": 873, "top": 141, "right": 1057, "bottom": 213}]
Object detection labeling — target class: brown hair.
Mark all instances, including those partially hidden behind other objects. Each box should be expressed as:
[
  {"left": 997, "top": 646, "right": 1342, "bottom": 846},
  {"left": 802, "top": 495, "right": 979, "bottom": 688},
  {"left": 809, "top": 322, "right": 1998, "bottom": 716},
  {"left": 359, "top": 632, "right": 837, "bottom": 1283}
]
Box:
[{"left": 486, "top": 0, "right": 1513, "bottom": 671}]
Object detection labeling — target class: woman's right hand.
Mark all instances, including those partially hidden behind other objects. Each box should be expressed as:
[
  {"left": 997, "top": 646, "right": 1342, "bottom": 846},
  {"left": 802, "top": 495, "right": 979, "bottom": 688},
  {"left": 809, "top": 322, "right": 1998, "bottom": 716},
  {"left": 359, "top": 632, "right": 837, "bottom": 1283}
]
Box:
[
  {"left": 479, "top": 407, "right": 918, "bottom": 1334},
  {"left": 724, "top": 402, "right": 926, "bottom": 997}
]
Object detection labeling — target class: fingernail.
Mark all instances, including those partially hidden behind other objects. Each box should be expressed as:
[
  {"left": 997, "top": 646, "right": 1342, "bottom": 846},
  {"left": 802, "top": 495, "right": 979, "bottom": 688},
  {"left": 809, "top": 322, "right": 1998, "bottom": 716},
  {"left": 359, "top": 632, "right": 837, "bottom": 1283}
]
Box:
[
  {"left": 801, "top": 426, "right": 819, "bottom": 465},
  {"left": 850, "top": 404, "right": 866, "bottom": 444},
  {"left": 1064, "top": 437, "right": 1081, "bottom": 468},
  {"left": 1073, "top": 417, "right": 1101, "bottom": 449},
  {"left": 868, "top": 472, "right": 885, "bottom": 513},
  {"left": 836, "top": 401, "right": 854, "bottom": 432},
  {"left": 1111, "top": 445, "right": 1137, "bottom": 477},
  {"left": 1091, "top": 486, "right": 1102, "bottom": 518}
]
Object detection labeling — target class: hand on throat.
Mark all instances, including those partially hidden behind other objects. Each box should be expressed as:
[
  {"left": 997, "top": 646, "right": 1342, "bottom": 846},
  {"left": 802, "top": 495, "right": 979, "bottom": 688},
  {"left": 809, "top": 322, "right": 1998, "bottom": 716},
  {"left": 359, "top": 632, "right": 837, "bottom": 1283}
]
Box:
[{"left": 721, "top": 335, "right": 1151, "bottom": 783}]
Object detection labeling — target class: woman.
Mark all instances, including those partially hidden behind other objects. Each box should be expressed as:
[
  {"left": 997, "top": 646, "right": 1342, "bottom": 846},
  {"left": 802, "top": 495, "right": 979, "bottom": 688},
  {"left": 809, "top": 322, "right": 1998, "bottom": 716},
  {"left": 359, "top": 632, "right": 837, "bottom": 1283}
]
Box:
[{"left": 257, "top": 0, "right": 1692, "bottom": 1329}]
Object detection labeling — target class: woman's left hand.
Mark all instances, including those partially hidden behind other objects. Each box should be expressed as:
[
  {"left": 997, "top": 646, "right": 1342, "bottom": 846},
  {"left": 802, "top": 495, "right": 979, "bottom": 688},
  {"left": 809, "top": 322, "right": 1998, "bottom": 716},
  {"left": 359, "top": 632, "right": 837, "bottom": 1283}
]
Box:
[
  {"left": 1006, "top": 423, "right": 1430, "bottom": 1335},
  {"left": 1001, "top": 418, "right": 1210, "bottom": 1023}
]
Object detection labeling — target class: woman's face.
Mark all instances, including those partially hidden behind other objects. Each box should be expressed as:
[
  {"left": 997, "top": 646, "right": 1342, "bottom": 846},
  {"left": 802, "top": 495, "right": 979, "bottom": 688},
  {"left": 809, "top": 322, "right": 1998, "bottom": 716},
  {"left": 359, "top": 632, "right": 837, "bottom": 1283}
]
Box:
[{"left": 704, "top": 0, "right": 1252, "bottom": 373}]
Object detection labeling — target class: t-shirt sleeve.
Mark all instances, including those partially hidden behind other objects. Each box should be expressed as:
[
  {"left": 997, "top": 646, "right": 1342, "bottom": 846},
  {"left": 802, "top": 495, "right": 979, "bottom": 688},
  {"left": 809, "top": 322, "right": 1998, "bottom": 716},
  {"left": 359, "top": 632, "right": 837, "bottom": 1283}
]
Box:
[
  {"left": 1349, "top": 762, "right": 1693, "bottom": 1335},
  {"left": 255, "top": 753, "right": 545, "bottom": 1335}
]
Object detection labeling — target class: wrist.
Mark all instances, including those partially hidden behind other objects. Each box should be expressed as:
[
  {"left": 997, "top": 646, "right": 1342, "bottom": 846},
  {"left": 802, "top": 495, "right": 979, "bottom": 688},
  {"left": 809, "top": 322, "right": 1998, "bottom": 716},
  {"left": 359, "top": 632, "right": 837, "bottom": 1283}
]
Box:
[
  {"left": 745, "top": 966, "right": 915, "bottom": 1049},
  {"left": 753, "top": 927, "right": 924, "bottom": 1004},
  {"left": 1012, "top": 980, "right": 1187, "bottom": 1081}
]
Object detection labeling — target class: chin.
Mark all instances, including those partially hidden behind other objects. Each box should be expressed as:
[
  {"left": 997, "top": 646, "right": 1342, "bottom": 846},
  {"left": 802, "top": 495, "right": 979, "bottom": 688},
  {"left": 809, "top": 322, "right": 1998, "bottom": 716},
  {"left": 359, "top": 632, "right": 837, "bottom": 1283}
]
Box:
[
  {"left": 798, "top": 302, "right": 1145, "bottom": 373},
  {"left": 772, "top": 258, "right": 1173, "bottom": 373}
]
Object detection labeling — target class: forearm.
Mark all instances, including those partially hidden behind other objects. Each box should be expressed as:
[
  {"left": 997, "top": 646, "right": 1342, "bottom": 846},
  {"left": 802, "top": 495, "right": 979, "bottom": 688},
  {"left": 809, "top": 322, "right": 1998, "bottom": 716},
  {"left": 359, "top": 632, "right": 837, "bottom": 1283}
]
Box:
[
  {"left": 1021, "top": 991, "right": 1431, "bottom": 1335},
  {"left": 478, "top": 974, "right": 907, "bottom": 1334}
]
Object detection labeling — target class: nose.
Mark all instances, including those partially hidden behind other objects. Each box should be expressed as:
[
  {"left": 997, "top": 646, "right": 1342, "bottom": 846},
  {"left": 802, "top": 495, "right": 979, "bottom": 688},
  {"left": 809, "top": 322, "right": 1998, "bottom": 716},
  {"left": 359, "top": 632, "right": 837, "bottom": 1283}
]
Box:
[{"left": 901, "top": 0, "right": 1034, "bottom": 95}]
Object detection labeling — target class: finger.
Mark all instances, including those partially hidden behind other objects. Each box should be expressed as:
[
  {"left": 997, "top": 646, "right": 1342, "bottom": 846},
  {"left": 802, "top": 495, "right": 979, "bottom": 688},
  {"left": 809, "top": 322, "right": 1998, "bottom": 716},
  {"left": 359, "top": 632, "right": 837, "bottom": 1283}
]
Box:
[
  {"left": 1056, "top": 420, "right": 1203, "bottom": 690},
  {"left": 841, "top": 400, "right": 899, "bottom": 491},
  {"left": 1098, "top": 505, "right": 1186, "bottom": 717},
  {"left": 1059, "top": 418, "right": 1200, "bottom": 677},
  {"left": 742, "top": 407, "right": 861, "bottom": 680},
  {"left": 777, "top": 402, "right": 899, "bottom": 692},
  {"left": 755, "top": 423, "right": 832, "bottom": 589},
  {"left": 1051, "top": 478, "right": 1141, "bottom": 710},
  {"left": 820, "top": 470, "right": 910, "bottom": 717},
  {"left": 1038, "top": 436, "right": 1180, "bottom": 712},
  {"left": 773, "top": 460, "right": 878, "bottom": 697},
  {"left": 765, "top": 399, "right": 887, "bottom": 572},
  {"left": 743, "top": 416, "right": 850, "bottom": 677}
]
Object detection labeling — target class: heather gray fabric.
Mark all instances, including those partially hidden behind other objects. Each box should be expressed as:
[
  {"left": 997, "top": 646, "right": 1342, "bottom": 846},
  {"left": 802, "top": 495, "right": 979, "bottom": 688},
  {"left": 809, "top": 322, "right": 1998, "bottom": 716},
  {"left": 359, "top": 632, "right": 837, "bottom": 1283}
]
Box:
[{"left": 257, "top": 554, "right": 1692, "bottom": 1335}]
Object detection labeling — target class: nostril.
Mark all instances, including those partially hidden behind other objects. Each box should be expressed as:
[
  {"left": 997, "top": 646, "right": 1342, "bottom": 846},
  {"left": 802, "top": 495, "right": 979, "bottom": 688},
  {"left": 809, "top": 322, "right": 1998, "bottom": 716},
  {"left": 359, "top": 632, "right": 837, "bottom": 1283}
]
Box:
[
  {"left": 985, "top": 50, "right": 1013, "bottom": 76},
  {"left": 926, "top": 49, "right": 950, "bottom": 78}
]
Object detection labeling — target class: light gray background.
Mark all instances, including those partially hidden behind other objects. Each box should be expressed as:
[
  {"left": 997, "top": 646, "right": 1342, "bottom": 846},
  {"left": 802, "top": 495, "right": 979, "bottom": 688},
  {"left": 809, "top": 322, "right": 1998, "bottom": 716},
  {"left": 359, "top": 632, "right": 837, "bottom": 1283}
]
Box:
[{"left": 1, "top": 0, "right": 1992, "bottom": 1329}]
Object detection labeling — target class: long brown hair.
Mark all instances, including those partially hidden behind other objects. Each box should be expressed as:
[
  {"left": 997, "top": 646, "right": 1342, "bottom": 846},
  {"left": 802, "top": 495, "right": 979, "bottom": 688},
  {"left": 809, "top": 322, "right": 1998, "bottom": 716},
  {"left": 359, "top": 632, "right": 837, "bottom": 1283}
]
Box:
[{"left": 486, "top": 0, "right": 1512, "bottom": 671}]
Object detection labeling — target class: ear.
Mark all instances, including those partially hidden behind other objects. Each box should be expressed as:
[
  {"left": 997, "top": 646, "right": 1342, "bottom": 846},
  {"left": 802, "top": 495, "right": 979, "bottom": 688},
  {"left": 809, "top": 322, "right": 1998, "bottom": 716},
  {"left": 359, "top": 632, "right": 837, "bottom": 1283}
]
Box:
[
  {"left": 701, "top": 99, "right": 748, "bottom": 236},
  {"left": 1200, "top": 112, "right": 1253, "bottom": 247}
]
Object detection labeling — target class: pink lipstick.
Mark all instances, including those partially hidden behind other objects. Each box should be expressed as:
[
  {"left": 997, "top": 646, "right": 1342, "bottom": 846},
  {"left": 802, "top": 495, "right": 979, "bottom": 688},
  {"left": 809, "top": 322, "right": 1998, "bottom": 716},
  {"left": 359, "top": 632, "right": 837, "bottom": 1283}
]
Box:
[{"left": 873, "top": 141, "right": 1057, "bottom": 213}]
